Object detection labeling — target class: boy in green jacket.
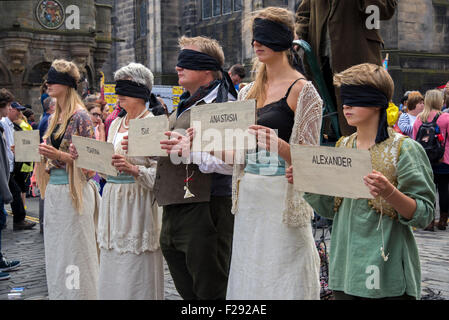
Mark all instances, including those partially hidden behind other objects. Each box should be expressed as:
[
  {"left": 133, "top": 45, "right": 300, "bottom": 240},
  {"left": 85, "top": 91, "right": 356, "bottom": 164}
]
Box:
[{"left": 287, "top": 63, "right": 435, "bottom": 300}]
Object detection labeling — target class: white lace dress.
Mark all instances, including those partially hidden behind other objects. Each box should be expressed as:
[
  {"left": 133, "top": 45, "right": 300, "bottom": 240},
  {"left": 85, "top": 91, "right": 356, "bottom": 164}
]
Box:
[
  {"left": 226, "top": 81, "right": 322, "bottom": 300},
  {"left": 97, "top": 114, "right": 164, "bottom": 300}
]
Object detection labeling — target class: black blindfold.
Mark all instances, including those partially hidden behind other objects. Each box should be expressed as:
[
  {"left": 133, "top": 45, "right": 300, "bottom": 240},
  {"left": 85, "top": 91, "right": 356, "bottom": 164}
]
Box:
[
  {"left": 341, "top": 85, "right": 389, "bottom": 109},
  {"left": 115, "top": 80, "right": 151, "bottom": 102},
  {"left": 177, "top": 49, "right": 222, "bottom": 71},
  {"left": 340, "top": 85, "right": 390, "bottom": 143},
  {"left": 176, "top": 49, "right": 237, "bottom": 102},
  {"left": 47, "top": 67, "right": 78, "bottom": 89},
  {"left": 252, "top": 18, "right": 294, "bottom": 52}
]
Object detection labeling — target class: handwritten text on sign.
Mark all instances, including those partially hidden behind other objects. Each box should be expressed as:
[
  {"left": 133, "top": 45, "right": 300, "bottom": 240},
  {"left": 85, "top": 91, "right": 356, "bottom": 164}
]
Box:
[
  {"left": 190, "top": 100, "right": 257, "bottom": 152},
  {"left": 72, "top": 135, "right": 117, "bottom": 176},
  {"left": 14, "top": 130, "right": 40, "bottom": 162},
  {"left": 128, "top": 115, "right": 169, "bottom": 157},
  {"left": 291, "top": 144, "right": 374, "bottom": 199}
]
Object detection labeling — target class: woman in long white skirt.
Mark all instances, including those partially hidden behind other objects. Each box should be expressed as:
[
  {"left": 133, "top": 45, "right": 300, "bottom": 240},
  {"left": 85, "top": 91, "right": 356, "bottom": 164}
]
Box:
[
  {"left": 89, "top": 63, "right": 163, "bottom": 300},
  {"left": 37, "top": 59, "right": 99, "bottom": 300},
  {"left": 226, "top": 7, "right": 322, "bottom": 300}
]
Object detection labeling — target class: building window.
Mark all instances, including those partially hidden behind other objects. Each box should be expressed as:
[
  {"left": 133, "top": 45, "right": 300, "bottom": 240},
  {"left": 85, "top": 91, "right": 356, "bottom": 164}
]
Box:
[
  {"left": 213, "top": 0, "right": 222, "bottom": 16},
  {"left": 203, "top": 0, "right": 242, "bottom": 19},
  {"left": 234, "top": 0, "right": 242, "bottom": 11},
  {"left": 202, "top": 0, "right": 212, "bottom": 19},
  {"left": 136, "top": 0, "right": 147, "bottom": 38},
  {"left": 223, "top": 0, "right": 232, "bottom": 14}
]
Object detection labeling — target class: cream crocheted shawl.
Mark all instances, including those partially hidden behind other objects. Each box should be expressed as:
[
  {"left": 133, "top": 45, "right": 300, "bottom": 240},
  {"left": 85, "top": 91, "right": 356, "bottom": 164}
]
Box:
[{"left": 231, "top": 81, "right": 323, "bottom": 227}]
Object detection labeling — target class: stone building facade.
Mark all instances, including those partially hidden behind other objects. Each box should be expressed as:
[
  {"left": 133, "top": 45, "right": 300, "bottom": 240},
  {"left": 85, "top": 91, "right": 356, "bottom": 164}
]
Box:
[
  {"left": 104, "top": 0, "right": 297, "bottom": 84},
  {"left": 0, "top": 0, "right": 113, "bottom": 114},
  {"left": 380, "top": 0, "right": 449, "bottom": 101},
  {"left": 104, "top": 0, "right": 449, "bottom": 103},
  {"left": 1, "top": 1, "right": 447, "bottom": 110}
]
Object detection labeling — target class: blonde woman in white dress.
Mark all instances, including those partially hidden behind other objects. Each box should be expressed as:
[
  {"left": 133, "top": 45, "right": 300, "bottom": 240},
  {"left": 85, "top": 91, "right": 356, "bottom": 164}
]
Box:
[
  {"left": 226, "top": 7, "right": 322, "bottom": 300},
  {"left": 37, "top": 59, "right": 99, "bottom": 300}
]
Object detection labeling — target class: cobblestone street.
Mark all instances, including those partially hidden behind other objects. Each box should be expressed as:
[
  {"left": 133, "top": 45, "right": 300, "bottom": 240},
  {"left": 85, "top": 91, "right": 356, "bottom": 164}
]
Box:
[{"left": 0, "top": 197, "right": 448, "bottom": 300}]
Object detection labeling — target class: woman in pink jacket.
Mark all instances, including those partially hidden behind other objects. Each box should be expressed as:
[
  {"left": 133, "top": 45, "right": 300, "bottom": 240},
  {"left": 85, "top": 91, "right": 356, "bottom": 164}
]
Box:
[{"left": 413, "top": 89, "right": 449, "bottom": 231}]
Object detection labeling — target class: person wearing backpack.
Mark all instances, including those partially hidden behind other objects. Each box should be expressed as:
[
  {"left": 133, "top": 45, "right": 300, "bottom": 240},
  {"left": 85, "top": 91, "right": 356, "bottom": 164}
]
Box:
[{"left": 413, "top": 90, "right": 449, "bottom": 231}]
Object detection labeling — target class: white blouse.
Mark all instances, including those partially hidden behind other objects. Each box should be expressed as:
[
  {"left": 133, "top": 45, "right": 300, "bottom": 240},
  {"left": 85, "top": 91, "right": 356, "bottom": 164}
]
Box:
[{"left": 97, "top": 113, "right": 161, "bottom": 254}]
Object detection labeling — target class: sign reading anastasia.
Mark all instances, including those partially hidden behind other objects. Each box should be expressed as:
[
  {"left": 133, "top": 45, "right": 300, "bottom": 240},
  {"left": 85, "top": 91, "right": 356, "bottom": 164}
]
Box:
[
  {"left": 190, "top": 100, "right": 257, "bottom": 152},
  {"left": 128, "top": 115, "right": 169, "bottom": 157},
  {"left": 291, "top": 145, "right": 374, "bottom": 199},
  {"left": 72, "top": 135, "right": 117, "bottom": 176},
  {"left": 14, "top": 130, "right": 40, "bottom": 162}
]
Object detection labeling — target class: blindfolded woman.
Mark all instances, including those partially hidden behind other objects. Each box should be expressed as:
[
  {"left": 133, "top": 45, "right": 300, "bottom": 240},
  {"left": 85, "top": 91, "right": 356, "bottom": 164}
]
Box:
[
  {"left": 36, "top": 59, "right": 99, "bottom": 300},
  {"left": 226, "top": 7, "right": 322, "bottom": 300},
  {"left": 71, "top": 63, "right": 164, "bottom": 300}
]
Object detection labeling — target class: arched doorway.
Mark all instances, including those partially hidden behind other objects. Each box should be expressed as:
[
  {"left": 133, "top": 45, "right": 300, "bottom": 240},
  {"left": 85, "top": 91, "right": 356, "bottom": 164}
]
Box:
[{"left": 27, "top": 62, "right": 51, "bottom": 85}]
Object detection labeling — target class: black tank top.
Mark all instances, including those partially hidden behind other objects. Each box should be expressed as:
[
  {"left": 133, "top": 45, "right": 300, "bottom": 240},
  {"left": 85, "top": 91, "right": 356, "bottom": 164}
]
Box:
[
  {"left": 257, "top": 78, "right": 305, "bottom": 142},
  {"left": 50, "top": 123, "right": 66, "bottom": 150}
]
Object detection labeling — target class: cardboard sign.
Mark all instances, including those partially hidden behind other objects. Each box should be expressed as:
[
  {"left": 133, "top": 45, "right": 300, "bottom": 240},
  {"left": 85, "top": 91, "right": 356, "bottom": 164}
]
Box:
[
  {"left": 291, "top": 144, "right": 374, "bottom": 199},
  {"left": 127, "top": 115, "right": 169, "bottom": 157},
  {"left": 190, "top": 100, "right": 257, "bottom": 152},
  {"left": 14, "top": 130, "right": 40, "bottom": 162},
  {"left": 72, "top": 135, "right": 117, "bottom": 176}
]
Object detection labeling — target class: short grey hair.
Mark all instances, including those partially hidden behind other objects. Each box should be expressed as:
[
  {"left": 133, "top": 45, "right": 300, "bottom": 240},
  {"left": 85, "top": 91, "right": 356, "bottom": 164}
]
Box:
[{"left": 114, "top": 63, "right": 154, "bottom": 91}]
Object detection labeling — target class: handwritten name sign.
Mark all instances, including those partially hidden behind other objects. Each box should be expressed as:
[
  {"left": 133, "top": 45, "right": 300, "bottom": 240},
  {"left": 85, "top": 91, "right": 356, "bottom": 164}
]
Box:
[
  {"left": 14, "top": 130, "right": 40, "bottom": 162},
  {"left": 190, "top": 100, "right": 257, "bottom": 152},
  {"left": 128, "top": 115, "right": 169, "bottom": 157},
  {"left": 72, "top": 135, "right": 117, "bottom": 176},
  {"left": 291, "top": 144, "right": 374, "bottom": 199}
]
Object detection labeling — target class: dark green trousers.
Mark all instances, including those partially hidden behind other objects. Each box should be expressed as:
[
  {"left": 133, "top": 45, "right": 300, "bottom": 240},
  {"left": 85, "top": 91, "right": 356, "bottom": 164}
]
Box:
[{"left": 160, "top": 196, "right": 234, "bottom": 300}]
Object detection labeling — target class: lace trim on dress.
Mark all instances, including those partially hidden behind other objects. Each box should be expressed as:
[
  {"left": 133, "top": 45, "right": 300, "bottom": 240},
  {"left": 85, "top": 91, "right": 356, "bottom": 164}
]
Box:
[{"left": 97, "top": 230, "right": 161, "bottom": 255}]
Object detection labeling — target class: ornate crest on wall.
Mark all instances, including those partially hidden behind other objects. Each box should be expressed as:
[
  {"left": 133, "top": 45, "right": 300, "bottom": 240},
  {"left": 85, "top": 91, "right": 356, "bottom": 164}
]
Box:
[{"left": 35, "top": 0, "right": 65, "bottom": 30}]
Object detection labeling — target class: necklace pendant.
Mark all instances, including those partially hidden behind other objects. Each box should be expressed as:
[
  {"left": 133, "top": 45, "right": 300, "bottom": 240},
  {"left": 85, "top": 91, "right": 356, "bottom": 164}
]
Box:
[{"left": 184, "top": 186, "right": 195, "bottom": 199}]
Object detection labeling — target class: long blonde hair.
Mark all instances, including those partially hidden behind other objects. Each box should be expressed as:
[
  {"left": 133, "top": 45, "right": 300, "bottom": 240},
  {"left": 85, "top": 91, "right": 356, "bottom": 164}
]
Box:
[
  {"left": 44, "top": 59, "right": 84, "bottom": 140},
  {"left": 419, "top": 89, "right": 444, "bottom": 122},
  {"left": 245, "top": 7, "right": 296, "bottom": 108},
  {"left": 37, "top": 59, "right": 87, "bottom": 214}
]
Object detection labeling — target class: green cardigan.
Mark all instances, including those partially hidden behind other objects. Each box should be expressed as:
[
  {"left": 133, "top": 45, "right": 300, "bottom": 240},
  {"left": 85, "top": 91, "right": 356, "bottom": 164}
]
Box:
[{"left": 304, "top": 138, "right": 435, "bottom": 299}]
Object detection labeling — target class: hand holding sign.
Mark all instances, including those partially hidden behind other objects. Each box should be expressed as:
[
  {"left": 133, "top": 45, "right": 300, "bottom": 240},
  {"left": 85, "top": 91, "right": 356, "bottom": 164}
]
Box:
[
  {"left": 111, "top": 154, "right": 139, "bottom": 177},
  {"left": 160, "top": 128, "right": 195, "bottom": 156},
  {"left": 364, "top": 169, "right": 396, "bottom": 199},
  {"left": 38, "top": 143, "right": 61, "bottom": 161},
  {"left": 285, "top": 166, "right": 294, "bottom": 184}
]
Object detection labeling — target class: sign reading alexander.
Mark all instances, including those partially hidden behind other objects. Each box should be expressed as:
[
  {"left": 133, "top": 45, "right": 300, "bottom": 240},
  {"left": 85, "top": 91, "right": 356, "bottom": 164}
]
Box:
[
  {"left": 72, "top": 135, "right": 117, "bottom": 176},
  {"left": 14, "top": 130, "right": 40, "bottom": 162},
  {"left": 291, "top": 144, "right": 374, "bottom": 199},
  {"left": 190, "top": 100, "right": 257, "bottom": 152},
  {"left": 128, "top": 115, "right": 169, "bottom": 157}
]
